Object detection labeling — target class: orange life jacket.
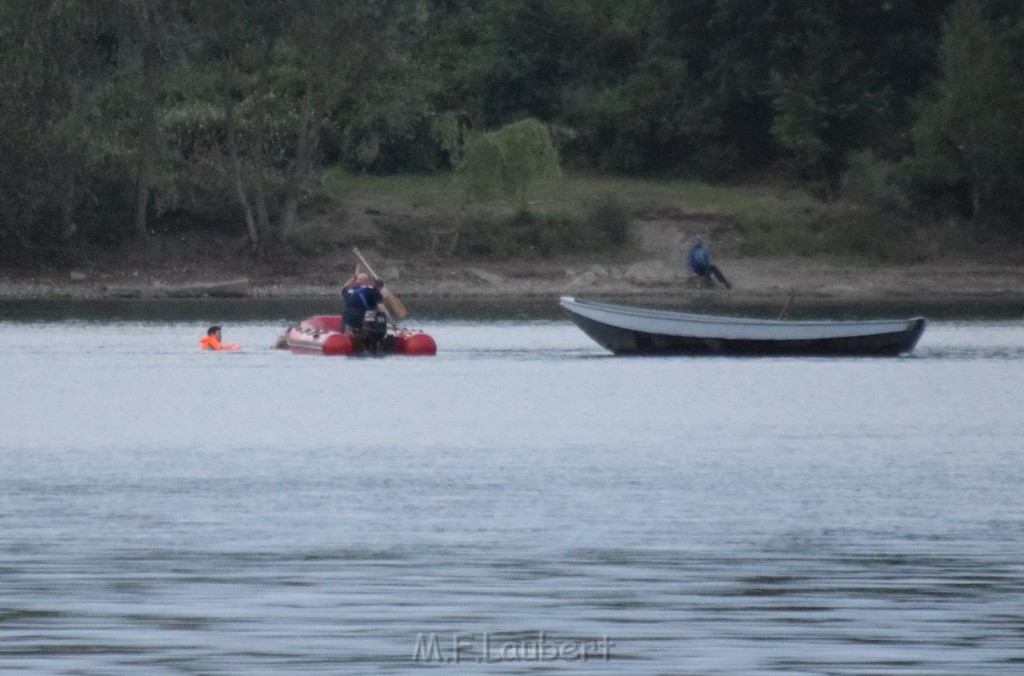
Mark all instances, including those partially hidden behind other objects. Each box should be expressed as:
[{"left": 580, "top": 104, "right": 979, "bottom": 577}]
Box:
[{"left": 199, "top": 335, "right": 240, "bottom": 350}]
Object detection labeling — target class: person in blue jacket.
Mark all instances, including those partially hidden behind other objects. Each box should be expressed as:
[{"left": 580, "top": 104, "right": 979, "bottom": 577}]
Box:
[
  {"left": 341, "top": 268, "right": 393, "bottom": 350},
  {"left": 686, "top": 235, "right": 732, "bottom": 289}
]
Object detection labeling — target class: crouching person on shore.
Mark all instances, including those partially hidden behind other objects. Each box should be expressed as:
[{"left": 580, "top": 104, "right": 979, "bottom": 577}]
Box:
[{"left": 686, "top": 235, "right": 732, "bottom": 289}]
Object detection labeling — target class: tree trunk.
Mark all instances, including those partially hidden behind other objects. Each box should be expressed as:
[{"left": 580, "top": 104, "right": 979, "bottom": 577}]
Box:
[
  {"left": 225, "top": 94, "right": 259, "bottom": 252},
  {"left": 221, "top": 57, "right": 259, "bottom": 253},
  {"left": 60, "top": 176, "right": 77, "bottom": 240},
  {"left": 279, "top": 88, "right": 319, "bottom": 240},
  {"left": 133, "top": 10, "right": 160, "bottom": 239},
  {"left": 249, "top": 45, "right": 274, "bottom": 258}
]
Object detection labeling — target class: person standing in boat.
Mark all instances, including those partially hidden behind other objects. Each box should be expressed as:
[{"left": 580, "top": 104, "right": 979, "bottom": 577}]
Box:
[
  {"left": 686, "top": 235, "right": 732, "bottom": 289},
  {"left": 199, "top": 325, "right": 240, "bottom": 350},
  {"left": 341, "top": 270, "right": 394, "bottom": 350}
]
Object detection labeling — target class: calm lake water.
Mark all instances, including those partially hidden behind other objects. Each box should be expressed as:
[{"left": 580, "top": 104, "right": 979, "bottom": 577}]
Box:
[{"left": 1, "top": 299, "right": 1023, "bottom": 673}]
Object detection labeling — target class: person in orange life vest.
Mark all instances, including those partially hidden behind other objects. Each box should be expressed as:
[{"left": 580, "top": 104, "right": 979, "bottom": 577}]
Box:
[{"left": 199, "top": 325, "right": 240, "bottom": 350}]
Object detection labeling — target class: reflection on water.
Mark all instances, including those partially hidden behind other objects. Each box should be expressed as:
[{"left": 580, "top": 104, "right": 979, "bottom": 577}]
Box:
[{"left": 0, "top": 306, "right": 1023, "bottom": 673}]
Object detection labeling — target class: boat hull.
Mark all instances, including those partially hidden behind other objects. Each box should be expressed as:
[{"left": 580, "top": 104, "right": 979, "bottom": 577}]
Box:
[
  {"left": 285, "top": 315, "right": 436, "bottom": 356},
  {"left": 560, "top": 297, "right": 925, "bottom": 356}
]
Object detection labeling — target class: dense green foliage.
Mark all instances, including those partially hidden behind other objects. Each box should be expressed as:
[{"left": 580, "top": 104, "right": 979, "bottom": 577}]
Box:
[
  {"left": 905, "top": 1, "right": 1024, "bottom": 229},
  {"left": 456, "top": 118, "right": 561, "bottom": 202},
  {"left": 1, "top": 0, "right": 1021, "bottom": 262}
]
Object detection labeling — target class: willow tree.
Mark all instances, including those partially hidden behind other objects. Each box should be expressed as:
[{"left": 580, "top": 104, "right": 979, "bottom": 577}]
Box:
[{"left": 456, "top": 118, "right": 561, "bottom": 204}]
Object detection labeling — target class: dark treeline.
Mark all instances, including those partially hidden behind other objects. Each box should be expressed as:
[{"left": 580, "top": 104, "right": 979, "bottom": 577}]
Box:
[{"left": 1, "top": 0, "right": 1022, "bottom": 262}]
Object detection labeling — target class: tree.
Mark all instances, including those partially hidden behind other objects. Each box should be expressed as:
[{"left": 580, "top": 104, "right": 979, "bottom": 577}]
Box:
[
  {"left": 480, "top": 0, "right": 581, "bottom": 126},
  {"left": 0, "top": 0, "right": 132, "bottom": 259},
  {"left": 456, "top": 118, "right": 560, "bottom": 203},
  {"left": 191, "top": 0, "right": 403, "bottom": 255},
  {"left": 113, "top": 0, "right": 194, "bottom": 240},
  {"left": 558, "top": 0, "right": 728, "bottom": 175},
  {"left": 909, "top": 0, "right": 1024, "bottom": 225},
  {"left": 752, "top": 1, "right": 950, "bottom": 187}
]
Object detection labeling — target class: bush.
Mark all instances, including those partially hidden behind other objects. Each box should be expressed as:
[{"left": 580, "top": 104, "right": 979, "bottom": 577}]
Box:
[
  {"left": 456, "top": 118, "right": 561, "bottom": 203},
  {"left": 458, "top": 208, "right": 587, "bottom": 259},
  {"left": 841, "top": 151, "right": 913, "bottom": 215},
  {"left": 741, "top": 202, "right": 928, "bottom": 263},
  {"left": 584, "top": 193, "right": 631, "bottom": 245}
]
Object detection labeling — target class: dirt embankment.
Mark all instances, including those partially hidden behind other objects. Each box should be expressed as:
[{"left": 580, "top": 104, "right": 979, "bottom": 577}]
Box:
[{"left": 1, "top": 207, "right": 1023, "bottom": 310}]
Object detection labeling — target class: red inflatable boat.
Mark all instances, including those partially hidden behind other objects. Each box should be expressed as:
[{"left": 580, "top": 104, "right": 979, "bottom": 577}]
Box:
[{"left": 284, "top": 315, "right": 436, "bottom": 356}]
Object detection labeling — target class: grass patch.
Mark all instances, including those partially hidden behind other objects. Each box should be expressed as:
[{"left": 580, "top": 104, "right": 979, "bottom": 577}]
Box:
[
  {"left": 457, "top": 208, "right": 586, "bottom": 259},
  {"left": 313, "top": 169, "right": 933, "bottom": 262},
  {"left": 317, "top": 168, "right": 466, "bottom": 211}
]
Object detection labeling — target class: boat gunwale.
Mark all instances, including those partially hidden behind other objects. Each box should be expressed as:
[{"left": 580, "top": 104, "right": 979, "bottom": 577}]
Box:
[{"left": 560, "top": 296, "right": 924, "bottom": 330}]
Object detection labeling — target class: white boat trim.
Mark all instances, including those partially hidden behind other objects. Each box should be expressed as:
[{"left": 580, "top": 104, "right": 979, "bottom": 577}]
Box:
[{"left": 560, "top": 296, "right": 920, "bottom": 342}]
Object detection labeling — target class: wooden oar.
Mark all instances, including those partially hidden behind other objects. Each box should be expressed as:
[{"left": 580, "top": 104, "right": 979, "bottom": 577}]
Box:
[
  {"left": 777, "top": 292, "right": 796, "bottom": 320},
  {"left": 352, "top": 247, "right": 408, "bottom": 319}
]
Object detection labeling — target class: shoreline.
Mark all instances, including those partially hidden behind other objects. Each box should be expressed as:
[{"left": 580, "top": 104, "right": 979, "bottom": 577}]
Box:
[{"left": 2, "top": 258, "right": 1023, "bottom": 309}]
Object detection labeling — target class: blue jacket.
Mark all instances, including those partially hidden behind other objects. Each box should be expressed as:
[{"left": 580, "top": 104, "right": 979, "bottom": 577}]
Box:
[
  {"left": 687, "top": 243, "right": 710, "bottom": 274},
  {"left": 342, "top": 284, "right": 384, "bottom": 329},
  {"left": 343, "top": 284, "right": 383, "bottom": 312}
]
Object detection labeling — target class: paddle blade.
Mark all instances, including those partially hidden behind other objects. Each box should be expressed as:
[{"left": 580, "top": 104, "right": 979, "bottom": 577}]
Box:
[
  {"left": 386, "top": 294, "right": 408, "bottom": 319},
  {"left": 353, "top": 247, "right": 408, "bottom": 319}
]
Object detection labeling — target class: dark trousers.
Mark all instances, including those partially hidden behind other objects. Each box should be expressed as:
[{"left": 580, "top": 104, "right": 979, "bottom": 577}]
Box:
[
  {"left": 343, "top": 308, "right": 364, "bottom": 331},
  {"left": 695, "top": 265, "right": 731, "bottom": 289},
  {"left": 345, "top": 309, "right": 387, "bottom": 352}
]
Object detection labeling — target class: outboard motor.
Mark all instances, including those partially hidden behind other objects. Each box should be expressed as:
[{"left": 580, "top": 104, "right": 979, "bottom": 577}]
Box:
[{"left": 363, "top": 310, "right": 388, "bottom": 353}]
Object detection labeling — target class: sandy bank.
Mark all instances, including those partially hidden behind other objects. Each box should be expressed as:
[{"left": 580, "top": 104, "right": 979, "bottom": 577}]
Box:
[{"left": 2, "top": 258, "right": 1023, "bottom": 313}]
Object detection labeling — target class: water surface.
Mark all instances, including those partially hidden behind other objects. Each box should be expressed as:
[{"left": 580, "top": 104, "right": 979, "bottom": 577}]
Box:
[{"left": 1, "top": 303, "right": 1023, "bottom": 673}]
